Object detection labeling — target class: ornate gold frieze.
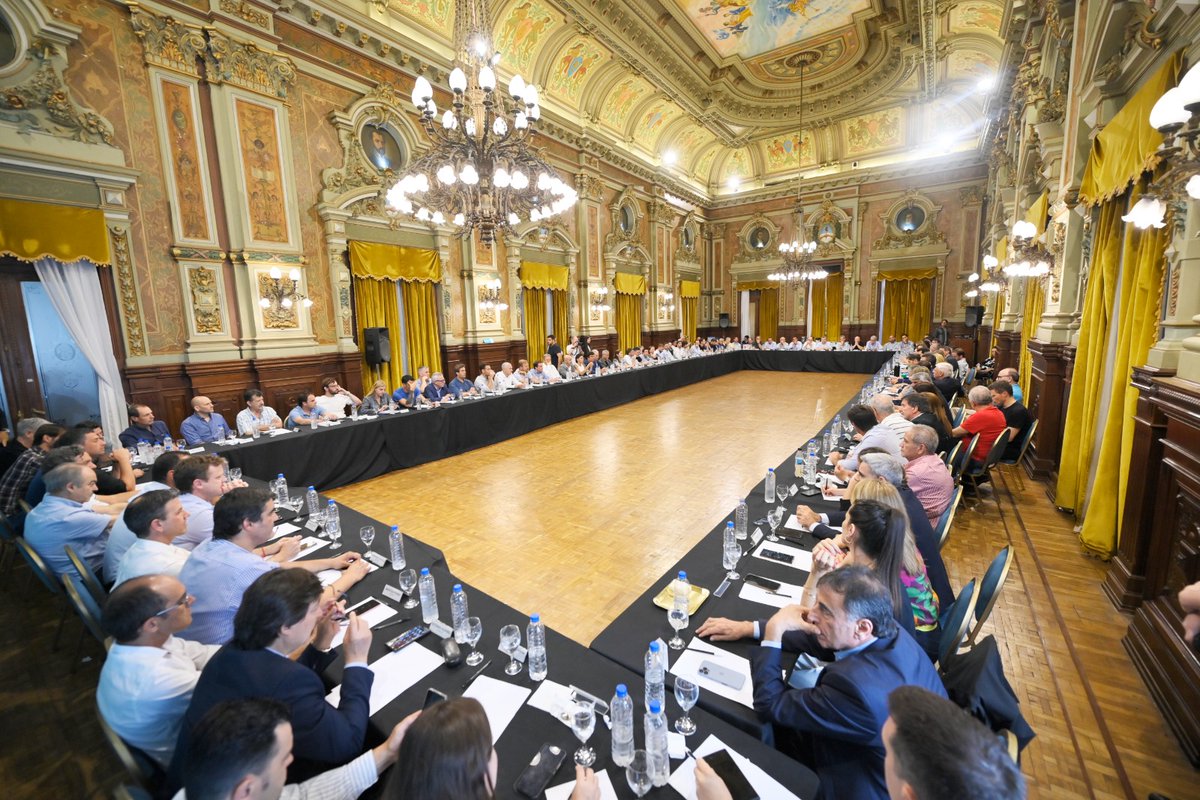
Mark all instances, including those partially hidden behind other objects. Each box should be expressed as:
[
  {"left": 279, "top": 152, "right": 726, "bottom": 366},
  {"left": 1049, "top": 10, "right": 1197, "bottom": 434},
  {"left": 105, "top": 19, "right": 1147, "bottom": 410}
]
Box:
[
  {"left": 203, "top": 30, "right": 295, "bottom": 100},
  {"left": 0, "top": 39, "right": 115, "bottom": 145},
  {"left": 128, "top": 4, "right": 206, "bottom": 75},
  {"left": 218, "top": 0, "right": 271, "bottom": 30},
  {"left": 108, "top": 225, "right": 147, "bottom": 357},
  {"left": 187, "top": 266, "right": 224, "bottom": 334}
]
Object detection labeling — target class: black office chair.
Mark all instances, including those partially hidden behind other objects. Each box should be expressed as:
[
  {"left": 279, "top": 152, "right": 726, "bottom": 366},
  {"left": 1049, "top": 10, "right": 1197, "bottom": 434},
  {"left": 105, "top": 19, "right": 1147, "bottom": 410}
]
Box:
[
  {"left": 64, "top": 544, "right": 108, "bottom": 610},
  {"left": 934, "top": 485, "right": 965, "bottom": 550},
  {"left": 949, "top": 434, "right": 979, "bottom": 484},
  {"left": 62, "top": 574, "right": 110, "bottom": 671},
  {"left": 0, "top": 515, "right": 20, "bottom": 581},
  {"left": 938, "top": 578, "right": 978, "bottom": 668},
  {"left": 963, "top": 429, "right": 1011, "bottom": 510},
  {"left": 966, "top": 546, "right": 1015, "bottom": 646},
  {"left": 998, "top": 419, "right": 1039, "bottom": 492},
  {"left": 96, "top": 701, "right": 165, "bottom": 794},
  {"left": 14, "top": 536, "right": 69, "bottom": 650}
]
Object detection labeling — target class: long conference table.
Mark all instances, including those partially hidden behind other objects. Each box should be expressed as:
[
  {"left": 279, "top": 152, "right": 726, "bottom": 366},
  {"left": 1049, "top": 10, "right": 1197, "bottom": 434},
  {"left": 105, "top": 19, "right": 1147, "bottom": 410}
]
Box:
[
  {"left": 216, "top": 351, "right": 890, "bottom": 798},
  {"left": 209, "top": 350, "right": 891, "bottom": 490}
]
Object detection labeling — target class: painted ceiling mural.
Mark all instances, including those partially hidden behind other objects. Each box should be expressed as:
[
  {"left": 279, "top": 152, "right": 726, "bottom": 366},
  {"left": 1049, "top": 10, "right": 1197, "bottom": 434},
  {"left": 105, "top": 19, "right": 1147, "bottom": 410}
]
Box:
[
  {"left": 544, "top": 35, "right": 609, "bottom": 105},
  {"left": 599, "top": 76, "right": 654, "bottom": 130},
  {"left": 494, "top": 0, "right": 561, "bottom": 76},
  {"left": 762, "top": 132, "right": 816, "bottom": 172},
  {"left": 675, "top": 0, "right": 872, "bottom": 60}
]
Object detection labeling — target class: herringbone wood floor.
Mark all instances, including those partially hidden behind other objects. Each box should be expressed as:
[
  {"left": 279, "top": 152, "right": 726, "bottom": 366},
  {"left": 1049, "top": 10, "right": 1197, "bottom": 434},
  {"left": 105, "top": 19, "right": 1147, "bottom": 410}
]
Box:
[{"left": 0, "top": 371, "right": 1195, "bottom": 798}]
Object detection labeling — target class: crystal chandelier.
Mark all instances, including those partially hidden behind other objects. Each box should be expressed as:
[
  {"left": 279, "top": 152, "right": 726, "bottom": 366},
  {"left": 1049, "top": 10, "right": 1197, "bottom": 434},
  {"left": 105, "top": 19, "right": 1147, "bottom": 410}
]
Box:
[
  {"left": 385, "top": 0, "right": 577, "bottom": 244},
  {"left": 1126, "top": 60, "right": 1200, "bottom": 229},
  {"left": 770, "top": 55, "right": 823, "bottom": 290},
  {"left": 967, "top": 218, "right": 1051, "bottom": 300}
]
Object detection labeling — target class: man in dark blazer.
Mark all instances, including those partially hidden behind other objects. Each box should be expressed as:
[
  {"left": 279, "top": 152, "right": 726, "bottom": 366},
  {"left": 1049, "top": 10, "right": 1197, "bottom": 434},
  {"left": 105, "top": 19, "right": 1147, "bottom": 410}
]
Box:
[
  {"left": 750, "top": 566, "right": 948, "bottom": 800},
  {"left": 169, "top": 569, "right": 374, "bottom": 790}
]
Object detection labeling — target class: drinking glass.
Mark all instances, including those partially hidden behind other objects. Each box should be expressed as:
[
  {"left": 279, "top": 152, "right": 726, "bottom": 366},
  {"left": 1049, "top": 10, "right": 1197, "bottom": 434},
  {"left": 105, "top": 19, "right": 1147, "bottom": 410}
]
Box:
[
  {"left": 776, "top": 485, "right": 788, "bottom": 503},
  {"left": 667, "top": 604, "right": 688, "bottom": 650},
  {"left": 175, "top": 439, "right": 187, "bottom": 452},
  {"left": 571, "top": 701, "right": 597, "bottom": 766},
  {"left": 359, "top": 525, "right": 375, "bottom": 550},
  {"left": 326, "top": 515, "right": 341, "bottom": 550},
  {"left": 229, "top": 467, "right": 242, "bottom": 483},
  {"left": 674, "top": 678, "right": 699, "bottom": 735},
  {"left": 397, "top": 569, "right": 418, "bottom": 609},
  {"left": 625, "top": 750, "right": 653, "bottom": 798},
  {"left": 767, "top": 508, "right": 782, "bottom": 542},
  {"left": 464, "top": 616, "right": 484, "bottom": 666},
  {"left": 723, "top": 540, "right": 741, "bottom": 581},
  {"left": 499, "top": 624, "right": 522, "bottom": 675}
]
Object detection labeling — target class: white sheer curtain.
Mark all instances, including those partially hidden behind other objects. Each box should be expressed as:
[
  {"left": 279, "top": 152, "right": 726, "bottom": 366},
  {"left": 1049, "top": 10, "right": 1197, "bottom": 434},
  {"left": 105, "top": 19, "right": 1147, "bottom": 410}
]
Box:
[{"left": 33, "top": 257, "right": 128, "bottom": 440}]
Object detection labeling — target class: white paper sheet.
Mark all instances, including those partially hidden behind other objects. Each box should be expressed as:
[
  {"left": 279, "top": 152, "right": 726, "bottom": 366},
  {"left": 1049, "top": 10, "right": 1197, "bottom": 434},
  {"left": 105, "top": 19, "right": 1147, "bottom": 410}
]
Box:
[
  {"left": 462, "top": 675, "right": 532, "bottom": 744},
  {"left": 668, "top": 734, "right": 800, "bottom": 800},
  {"left": 737, "top": 577, "right": 805, "bottom": 609},
  {"left": 288, "top": 536, "right": 328, "bottom": 561},
  {"left": 265, "top": 428, "right": 294, "bottom": 436},
  {"left": 783, "top": 514, "right": 809, "bottom": 532},
  {"left": 751, "top": 540, "right": 813, "bottom": 573},
  {"left": 526, "top": 678, "right": 574, "bottom": 726},
  {"left": 272, "top": 522, "right": 301, "bottom": 537},
  {"left": 325, "top": 641, "right": 442, "bottom": 715},
  {"left": 545, "top": 768, "right": 619, "bottom": 800},
  {"left": 668, "top": 641, "right": 755, "bottom": 709},
  {"left": 328, "top": 596, "right": 397, "bottom": 649},
  {"left": 668, "top": 731, "right": 687, "bottom": 760}
]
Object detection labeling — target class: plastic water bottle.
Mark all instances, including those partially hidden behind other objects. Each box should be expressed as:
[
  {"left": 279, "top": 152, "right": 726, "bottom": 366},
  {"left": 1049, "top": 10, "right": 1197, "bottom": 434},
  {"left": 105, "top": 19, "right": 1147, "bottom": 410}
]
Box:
[
  {"left": 450, "top": 584, "right": 469, "bottom": 643},
  {"left": 418, "top": 568, "right": 438, "bottom": 624},
  {"left": 610, "top": 684, "right": 635, "bottom": 768},
  {"left": 644, "top": 641, "right": 665, "bottom": 712},
  {"left": 795, "top": 447, "right": 804, "bottom": 473},
  {"left": 527, "top": 614, "right": 548, "bottom": 681},
  {"left": 734, "top": 498, "right": 748, "bottom": 541},
  {"left": 764, "top": 467, "right": 776, "bottom": 502},
  {"left": 673, "top": 571, "right": 690, "bottom": 611},
  {"left": 644, "top": 699, "right": 671, "bottom": 787},
  {"left": 388, "top": 526, "right": 406, "bottom": 571},
  {"left": 273, "top": 474, "right": 288, "bottom": 508},
  {"left": 305, "top": 485, "right": 320, "bottom": 517}
]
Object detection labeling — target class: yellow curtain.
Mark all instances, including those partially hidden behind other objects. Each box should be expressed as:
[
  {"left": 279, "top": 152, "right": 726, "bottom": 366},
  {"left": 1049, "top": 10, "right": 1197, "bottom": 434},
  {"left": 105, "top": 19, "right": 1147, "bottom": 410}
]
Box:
[
  {"left": 757, "top": 288, "right": 779, "bottom": 340},
  {"left": 881, "top": 276, "right": 934, "bottom": 342},
  {"left": 524, "top": 287, "right": 548, "bottom": 361},
  {"left": 680, "top": 280, "right": 699, "bottom": 341},
  {"left": 0, "top": 199, "right": 112, "bottom": 265},
  {"left": 1078, "top": 182, "right": 1168, "bottom": 558},
  {"left": 1017, "top": 280, "right": 1045, "bottom": 393},
  {"left": 679, "top": 280, "right": 701, "bottom": 298},
  {"left": 1055, "top": 198, "right": 1126, "bottom": 512},
  {"left": 989, "top": 289, "right": 1006, "bottom": 354},
  {"left": 521, "top": 261, "right": 569, "bottom": 290},
  {"left": 1025, "top": 191, "right": 1050, "bottom": 235},
  {"left": 348, "top": 241, "right": 441, "bottom": 282},
  {"left": 613, "top": 272, "right": 647, "bottom": 295},
  {"left": 552, "top": 288, "right": 569, "bottom": 346},
  {"left": 615, "top": 293, "right": 642, "bottom": 352},
  {"left": 400, "top": 279, "right": 443, "bottom": 377},
  {"left": 1079, "top": 54, "right": 1181, "bottom": 205},
  {"left": 353, "top": 276, "right": 404, "bottom": 391},
  {"left": 813, "top": 272, "right": 844, "bottom": 340},
  {"left": 736, "top": 280, "right": 777, "bottom": 291}
]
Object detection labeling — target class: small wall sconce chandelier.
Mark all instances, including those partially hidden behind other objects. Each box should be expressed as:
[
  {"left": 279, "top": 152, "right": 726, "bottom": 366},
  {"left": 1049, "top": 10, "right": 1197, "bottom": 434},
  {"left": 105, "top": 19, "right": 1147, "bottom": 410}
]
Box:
[
  {"left": 590, "top": 286, "right": 611, "bottom": 313},
  {"left": 1127, "top": 62, "right": 1200, "bottom": 229},
  {"left": 658, "top": 291, "right": 675, "bottom": 314},
  {"left": 258, "top": 267, "right": 312, "bottom": 311},
  {"left": 478, "top": 278, "right": 508, "bottom": 311}
]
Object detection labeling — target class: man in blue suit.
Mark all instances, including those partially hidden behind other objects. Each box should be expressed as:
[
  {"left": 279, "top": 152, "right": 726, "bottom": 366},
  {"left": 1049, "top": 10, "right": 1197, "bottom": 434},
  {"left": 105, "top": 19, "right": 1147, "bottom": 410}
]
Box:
[
  {"left": 751, "top": 565, "right": 947, "bottom": 800},
  {"left": 169, "top": 569, "right": 374, "bottom": 790}
]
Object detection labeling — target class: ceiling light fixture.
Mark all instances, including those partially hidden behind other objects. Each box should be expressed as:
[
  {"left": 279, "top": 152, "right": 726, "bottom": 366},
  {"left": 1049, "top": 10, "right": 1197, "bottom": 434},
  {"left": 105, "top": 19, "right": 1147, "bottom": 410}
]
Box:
[{"left": 772, "top": 53, "right": 823, "bottom": 290}]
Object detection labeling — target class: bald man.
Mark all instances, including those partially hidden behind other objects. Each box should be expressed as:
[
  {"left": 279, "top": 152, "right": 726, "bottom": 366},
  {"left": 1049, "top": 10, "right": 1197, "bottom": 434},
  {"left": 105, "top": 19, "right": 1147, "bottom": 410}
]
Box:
[{"left": 180, "top": 396, "right": 232, "bottom": 446}]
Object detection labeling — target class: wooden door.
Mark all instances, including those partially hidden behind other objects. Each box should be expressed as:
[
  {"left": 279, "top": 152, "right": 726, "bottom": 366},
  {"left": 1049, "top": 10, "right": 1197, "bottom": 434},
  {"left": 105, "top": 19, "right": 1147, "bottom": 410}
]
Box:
[{"left": 0, "top": 259, "right": 47, "bottom": 421}]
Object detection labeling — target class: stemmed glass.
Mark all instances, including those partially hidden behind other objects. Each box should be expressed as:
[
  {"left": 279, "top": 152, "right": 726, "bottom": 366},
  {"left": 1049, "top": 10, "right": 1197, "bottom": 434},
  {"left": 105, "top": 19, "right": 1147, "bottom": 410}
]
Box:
[
  {"left": 325, "top": 511, "right": 341, "bottom": 550},
  {"left": 674, "top": 678, "right": 699, "bottom": 735},
  {"left": 359, "top": 525, "right": 375, "bottom": 551},
  {"left": 464, "top": 616, "right": 484, "bottom": 666},
  {"left": 571, "top": 701, "right": 597, "bottom": 766},
  {"left": 626, "top": 750, "right": 653, "bottom": 798},
  {"left": 499, "top": 624, "right": 522, "bottom": 675},
  {"left": 767, "top": 507, "right": 783, "bottom": 542},
  {"left": 397, "top": 569, "right": 419, "bottom": 609},
  {"left": 776, "top": 484, "right": 788, "bottom": 504},
  {"left": 667, "top": 603, "right": 689, "bottom": 650},
  {"left": 723, "top": 538, "right": 742, "bottom": 581}
]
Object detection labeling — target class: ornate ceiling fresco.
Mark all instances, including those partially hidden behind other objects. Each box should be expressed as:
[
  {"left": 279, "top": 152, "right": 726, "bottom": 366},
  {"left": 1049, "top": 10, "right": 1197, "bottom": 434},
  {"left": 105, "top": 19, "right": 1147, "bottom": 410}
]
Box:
[{"left": 374, "top": 0, "right": 1011, "bottom": 198}]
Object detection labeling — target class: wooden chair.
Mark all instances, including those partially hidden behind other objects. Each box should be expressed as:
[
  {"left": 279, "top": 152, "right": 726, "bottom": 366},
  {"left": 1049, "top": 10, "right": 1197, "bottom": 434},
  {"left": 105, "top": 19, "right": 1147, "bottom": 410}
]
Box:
[
  {"left": 64, "top": 544, "right": 109, "bottom": 611},
  {"left": 96, "top": 701, "right": 163, "bottom": 794},
  {"left": 941, "top": 440, "right": 962, "bottom": 469},
  {"left": 963, "top": 429, "right": 1011, "bottom": 509},
  {"left": 949, "top": 434, "right": 979, "bottom": 484},
  {"left": 998, "top": 419, "right": 1039, "bottom": 492},
  {"left": 938, "top": 578, "right": 978, "bottom": 667},
  {"left": 966, "top": 546, "right": 1014, "bottom": 646},
  {"left": 935, "top": 485, "right": 965, "bottom": 550},
  {"left": 14, "top": 536, "right": 69, "bottom": 650}
]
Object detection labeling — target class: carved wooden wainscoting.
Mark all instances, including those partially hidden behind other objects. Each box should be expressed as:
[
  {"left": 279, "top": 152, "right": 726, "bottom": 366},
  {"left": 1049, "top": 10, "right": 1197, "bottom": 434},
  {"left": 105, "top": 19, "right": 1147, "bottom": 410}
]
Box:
[{"left": 1026, "top": 340, "right": 1075, "bottom": 480}]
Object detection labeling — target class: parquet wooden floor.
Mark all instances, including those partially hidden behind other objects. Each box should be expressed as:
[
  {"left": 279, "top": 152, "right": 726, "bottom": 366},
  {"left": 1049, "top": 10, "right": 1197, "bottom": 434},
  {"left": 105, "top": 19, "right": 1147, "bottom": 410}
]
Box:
[{"left": 1, "top": 371, "right": 1196, "bottom": 798}]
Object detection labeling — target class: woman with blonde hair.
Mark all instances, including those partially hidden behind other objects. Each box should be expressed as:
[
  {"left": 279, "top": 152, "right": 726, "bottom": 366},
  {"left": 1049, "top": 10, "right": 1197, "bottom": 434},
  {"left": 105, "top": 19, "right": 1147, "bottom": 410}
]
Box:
[{"left": 360, "top": 379, "right": 391, "bottom": 413}]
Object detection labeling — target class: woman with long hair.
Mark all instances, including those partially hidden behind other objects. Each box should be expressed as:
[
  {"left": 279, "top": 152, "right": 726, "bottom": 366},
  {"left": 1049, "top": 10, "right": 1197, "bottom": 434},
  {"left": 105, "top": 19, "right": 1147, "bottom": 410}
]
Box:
[{"left": 360, "top": 380, "right": 391, "bottom": 413}]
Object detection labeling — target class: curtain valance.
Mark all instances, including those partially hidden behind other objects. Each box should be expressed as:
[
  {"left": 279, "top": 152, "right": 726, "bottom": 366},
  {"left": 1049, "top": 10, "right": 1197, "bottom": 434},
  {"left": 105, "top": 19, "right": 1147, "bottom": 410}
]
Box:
[
  {"left": 520, "top": 261, "right": 569, "bottom": 291},
  {"left": 878, "top": 266, "right": 937, "bottom": 281},
  {"left": 612, "top": 271, "right": 646, "bottom": 295},
  {"left": 679, "top": 280, "right": 700, "bottom": 298},
  {"left": 349, "top": 241, "right": 441, "bottom": 282},
  {"left": 735, "top": 280, "right": 777, "bottom": 291},
  {"left": 0, "top": 199, "right": 111, "bottom": 265}
]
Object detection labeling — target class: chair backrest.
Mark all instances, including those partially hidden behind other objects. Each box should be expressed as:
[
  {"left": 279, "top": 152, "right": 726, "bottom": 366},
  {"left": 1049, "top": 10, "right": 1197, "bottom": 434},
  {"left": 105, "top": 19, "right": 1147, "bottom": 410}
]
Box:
[
  {"left": 14, "top": 536, "right": 62, "bottom": 597},
  {"left": 935, "top": 485, "right": 965, "bottom": 550},
  {"left": 0, "top": 514, "right": 16, "bottom": 544},
  {"left": 941, "top": 440, "right": 962, "bottom": 468},
  {"left": 938, "top": 578, "right": 978, "bottom": 666},
  {"left": 951, "top": 406, "right": 966, "bottom": 427},
  {"left": 950, "top": 434, "right": 980, "bottom": 480},
  {"left": 983, "top": 429, "right": 1012, "bottom": 470},
  {"left": 965, "top": 367, "right": 977, "bottom": 386},
  {"left": 1005, "top": 418, "right": 1039, "bottom": 465},
  {"left": 63, "top": 573, "right": 109, "bottom": 648},
  {"left": 64, "top": 544, "right": 108, "bottom": 608},
  {"left": 96, "top": 701, "right": 158, "bottom": 791},
  {"left": 17, "top": 498, "right": 33, "bottom": 515},
  {"left": 968, "top": 546, "right": 1015, "bottom": 645}
]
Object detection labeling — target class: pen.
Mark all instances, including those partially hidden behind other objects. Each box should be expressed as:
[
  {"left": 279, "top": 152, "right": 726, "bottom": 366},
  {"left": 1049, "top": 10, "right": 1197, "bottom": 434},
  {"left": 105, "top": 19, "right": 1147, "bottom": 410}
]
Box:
[
  {"left": 688, "top": 645, "right": 718, "bottom": 655},
  {"left": 461, "top": 659, "right": 492, "bottom": 690},
  {"left": 373, "top": 616, "right": 413, "bottom": 630}
]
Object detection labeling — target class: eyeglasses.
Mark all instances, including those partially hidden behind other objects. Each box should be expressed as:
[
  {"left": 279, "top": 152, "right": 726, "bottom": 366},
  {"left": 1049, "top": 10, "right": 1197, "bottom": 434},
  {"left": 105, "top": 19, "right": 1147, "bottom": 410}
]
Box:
[{"left": 153, "top": 591, "right": 194, "bottom": 617}]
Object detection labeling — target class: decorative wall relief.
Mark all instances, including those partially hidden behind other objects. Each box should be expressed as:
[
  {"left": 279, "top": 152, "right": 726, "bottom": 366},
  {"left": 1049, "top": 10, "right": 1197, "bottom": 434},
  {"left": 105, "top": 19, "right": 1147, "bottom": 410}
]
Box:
[
  {"left": 0, "top": 38, "right": 115, "bottom": 145},
  {"left": 257, "top": 271, "right": 298, "bottom": 329},
  {"left": 186, "top": 265, "right": 224, "bottom": 334},
  {"left": 128, "top": 6, "right": 206, "bottom": 76},
  {"left": 204, "top": 30, "right": 296, "bottom": 100},
  {"left": 233, "top": 96, "right": 290, "bottom": 245},
  {"left": 153, "top": 72, "right": 216, "bottom": 244},
  {"left": 108, "top": 224, "right": 147, "bottom": 357}
]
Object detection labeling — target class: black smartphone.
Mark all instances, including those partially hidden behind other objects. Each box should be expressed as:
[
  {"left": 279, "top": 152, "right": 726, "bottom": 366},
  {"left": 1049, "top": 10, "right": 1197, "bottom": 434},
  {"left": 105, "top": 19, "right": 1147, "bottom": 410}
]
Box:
[
  {"left": 703, "top": 749, "right": 759, "bottom": 800},
  {"left": 745, "top": 573, "right": 782, "bottom": 592},
  {"left": 423, "top": 687, "right": 448, "bottom": 709},
  {"left": 513, "top": 743, "right": 568, "bottom": 798}
]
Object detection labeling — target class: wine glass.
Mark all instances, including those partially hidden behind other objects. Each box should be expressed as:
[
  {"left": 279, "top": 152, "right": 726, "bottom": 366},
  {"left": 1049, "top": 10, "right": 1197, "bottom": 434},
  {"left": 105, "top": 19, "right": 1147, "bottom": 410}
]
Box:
[
  {"left": 229, "top": 467, "right": 242, "bottom": 483},
  {"left": 499, "top": 624, "right": 522, "bottom": 675},
  {"left": 571, "top": 701, "right": 597, "bottom": 766},
  {"left": 325, "top": 513, "right": 341, "bottom": 550},
  {"left": 625, "top": 750, "right": 653, "bottom": 798},
  {"left": 776, "top": 484, "right": 788, "bottom": 504},
  {"left": 767, "top": 507, "right": 783, "bottom": 542},
  {"left": 359, "top": 525, "right": 375, "bottom": 550},
  {"left": 723, "top": 539, "right": 741, "bottom": 581},
  {"left": 674, "top": 678, "right": 699, "bottom": 735},
  {"left": 397, "top": 569, "right": 418, "bottom": 609},
  {"left": 464, "top": 616, "right": 484, "bottom": 666},
  {"left": 667, "top": 604, "right": 689, "bottom": 650}
]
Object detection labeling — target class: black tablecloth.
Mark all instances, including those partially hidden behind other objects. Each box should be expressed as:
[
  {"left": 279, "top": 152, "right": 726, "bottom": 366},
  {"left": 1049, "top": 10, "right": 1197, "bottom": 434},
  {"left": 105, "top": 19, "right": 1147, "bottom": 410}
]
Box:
[{"left": 203, "top": 351, "right": 890, "bottom": 491}]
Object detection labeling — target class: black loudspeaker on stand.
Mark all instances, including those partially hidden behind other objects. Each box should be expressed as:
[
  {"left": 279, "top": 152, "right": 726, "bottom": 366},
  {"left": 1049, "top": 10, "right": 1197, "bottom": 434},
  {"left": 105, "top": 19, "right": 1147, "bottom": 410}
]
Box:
[
  {"left": 364, "top": 327, "right": 391, "bottom": 365},
  {"left": 964, "top": 306, "right": 985, "bottom": 328}
]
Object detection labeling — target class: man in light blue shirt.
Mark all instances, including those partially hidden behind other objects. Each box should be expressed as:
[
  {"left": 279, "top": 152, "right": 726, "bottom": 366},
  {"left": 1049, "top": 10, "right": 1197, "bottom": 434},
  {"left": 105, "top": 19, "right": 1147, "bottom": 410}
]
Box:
[
  {"left": 286, "top": 392, "right": 327, "bottom": 429},
  {"left": 180, "top": 396, "right": 231, "bottom": 446},
  {"left": 25, "top": 463, "right": 114, "bottom": 578},
  {"left": 830, "top": 404, "right": 902, "bottom": 476},
  {"left": 998, "top": 367, "right": 1024, "bottom": 403},
  {"left": 235, "top": 389, "right": 283, "bottom": 436}
]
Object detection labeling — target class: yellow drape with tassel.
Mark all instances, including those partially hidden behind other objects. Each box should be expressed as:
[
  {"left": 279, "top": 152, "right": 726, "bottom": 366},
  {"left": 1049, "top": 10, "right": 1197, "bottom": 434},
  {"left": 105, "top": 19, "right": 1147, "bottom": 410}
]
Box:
[
  {"left": 680, "top": 280, "right": 700, "bottom": 341},
  {"left": 399, "top": 280, "right": 442, "bottom": 377},
  {"left": 615, "top": 293, "right": 642, "bottom": 352},
  {"left": 354, "top": 276, "right": 405, "bottom": 392},
  {"left": 810, "top": 273, "right": 844, "bottom": 340},
  {"left": 1055, "top": 198, "right": 1125, "bottom": 513},
  {"left": 1017, "top": 280, "right": 1044, "bottom": 393},
  {"left": 524, "top": 287, "right": 548, "bottom": 361},
  {"left": 881, "top": 275, "right": 934, "bottom": 342},
  {"left": 552, "top": 289, "right": 569, "bottom": 347},
  {"left": 757, "top": 288, "right": 779, "bottom": 340},
  {"left": 1078, "top": 182, "right": 1168, "bottom": 557}
]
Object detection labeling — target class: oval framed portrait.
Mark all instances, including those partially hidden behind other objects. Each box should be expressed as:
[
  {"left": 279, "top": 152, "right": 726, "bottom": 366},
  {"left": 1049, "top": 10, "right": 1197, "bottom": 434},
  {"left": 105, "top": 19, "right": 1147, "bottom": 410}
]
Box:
[
  {"left": 895, "top": 205, "right": 925, "bottom": 232},
  {"left": 360, "top": 123, "right": 404, "bottom": 172},
  {"left": 748, "top": 226, "right": 770, "bottom": 250}
]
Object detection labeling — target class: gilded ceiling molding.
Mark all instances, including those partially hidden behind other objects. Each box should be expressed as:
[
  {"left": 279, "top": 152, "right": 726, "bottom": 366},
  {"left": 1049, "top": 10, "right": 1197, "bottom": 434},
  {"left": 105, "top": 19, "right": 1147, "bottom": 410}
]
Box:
[
  {"left": 203, "top": 29, "right": 296, "bottom": 100},
  {"left": 218, "top": 0, "right": 272, "bottom": 31},
  {"left": 128, "top": 4, "right": 206, "bottom": 76},
  {"left": 0, "top": 38, "right": 116, "bottom": 145}
]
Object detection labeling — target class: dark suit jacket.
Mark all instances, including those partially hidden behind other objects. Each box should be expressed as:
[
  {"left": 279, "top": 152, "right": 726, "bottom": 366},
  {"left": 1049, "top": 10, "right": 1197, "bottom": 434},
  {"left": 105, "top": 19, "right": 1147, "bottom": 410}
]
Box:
[
  {"left": 169, "top": 644, "right": 372, "bottom": 788},
  {"left": 934, "top": 376, "right": 963, "bottom": 403},
  {"left": 751, "top": 630, "right": 947, "bottom": 800},
  {"left": 911, "top": 411, "right": 955, "bottom": 455}
]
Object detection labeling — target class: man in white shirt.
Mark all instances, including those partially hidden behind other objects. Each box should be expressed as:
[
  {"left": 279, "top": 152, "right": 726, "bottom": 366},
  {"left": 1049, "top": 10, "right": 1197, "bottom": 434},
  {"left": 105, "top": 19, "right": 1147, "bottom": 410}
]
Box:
[
  {"left": 173, "top": 455, "right": 245, "bottom": 551},
  {"left": 536, "top": 355, "right": 562, "bottom": 383},
  {"left": 871, "top": 393, "right": 913, "bottom": 439},
  {"left": 97, "top": 574, "right": 220, "bottom": 767},
  {"left": 114, "top": 489, "right": 192, "bottom": 586},
  {"left": 495, "top": 362, "right": 519, "bottom": 391},
  {"left": 865, "top": 335, "right": 882, "bottom": 351},
  {"left": 313, "top": 378, "right": 361, "bottom": 420},
  {"left": 235, "top": 389, "right": 283, "bottom": 436},
  {"left": 105, "top": 451, "right": 187, "bottom": 582}
]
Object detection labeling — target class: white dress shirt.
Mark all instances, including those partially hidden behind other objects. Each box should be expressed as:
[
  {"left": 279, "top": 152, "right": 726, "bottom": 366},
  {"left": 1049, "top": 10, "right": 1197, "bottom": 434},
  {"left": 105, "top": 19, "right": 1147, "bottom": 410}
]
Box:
[
  {"left": 97, "top": 636, "right": 221, "bottom": 766},
  {"left": 879, "top": 411, "right": 914, "bottom": 438},
  {"left": 174, "top": 492, "right": 215, "bottom": 551},
  {"left": 103, "top": 481, "right": 170, "bottom": 582},
  {"left": 314, "top": 394, "right": 350, "bottom": 419},
  {"left": 113, "top": 538, "right": 191, "bottom": 586}
]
